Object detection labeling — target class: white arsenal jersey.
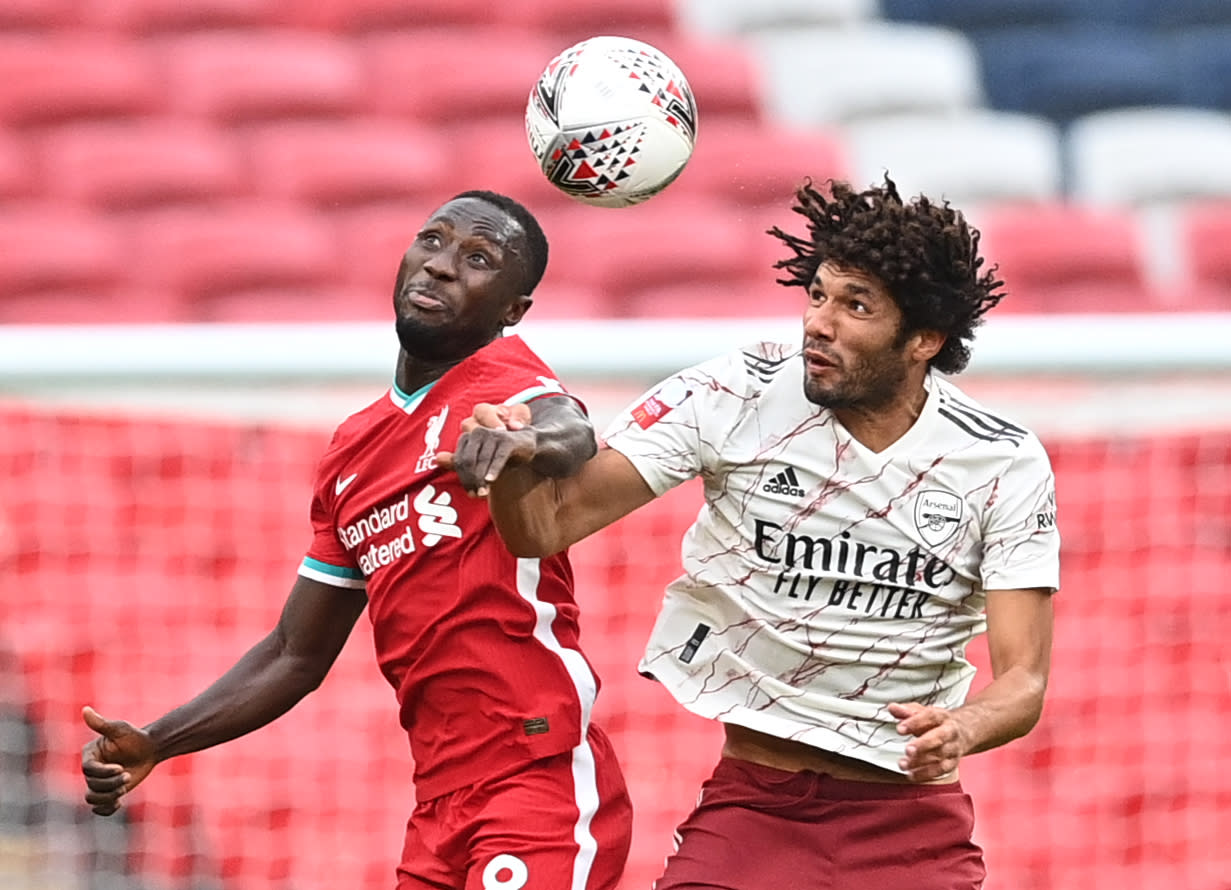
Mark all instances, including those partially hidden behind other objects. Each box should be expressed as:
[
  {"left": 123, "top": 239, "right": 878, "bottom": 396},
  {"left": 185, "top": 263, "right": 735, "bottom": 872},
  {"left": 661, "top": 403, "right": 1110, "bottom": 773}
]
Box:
[{"left": 603, "top": 342, "right": 1060, "bottom": 775}]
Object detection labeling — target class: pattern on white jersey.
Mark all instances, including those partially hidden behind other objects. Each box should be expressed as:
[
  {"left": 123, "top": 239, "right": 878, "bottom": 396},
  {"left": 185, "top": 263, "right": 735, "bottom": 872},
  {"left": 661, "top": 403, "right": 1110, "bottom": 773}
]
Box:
[{"left": 604, "top": 342, "right": 1060, "bottom": 775}]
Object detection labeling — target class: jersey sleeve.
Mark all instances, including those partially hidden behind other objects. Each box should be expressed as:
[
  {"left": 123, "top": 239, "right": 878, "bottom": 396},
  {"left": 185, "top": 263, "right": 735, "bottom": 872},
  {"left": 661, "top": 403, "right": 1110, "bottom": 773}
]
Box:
[
  {"left": 601, "top": 350, "right": 745, "bottom": 496},
  {"left": 980, "top": 437, "right": 1061, "bottom": 593},
  {"left": 298, "top": 449, "right": 366, "bottom": 591}
]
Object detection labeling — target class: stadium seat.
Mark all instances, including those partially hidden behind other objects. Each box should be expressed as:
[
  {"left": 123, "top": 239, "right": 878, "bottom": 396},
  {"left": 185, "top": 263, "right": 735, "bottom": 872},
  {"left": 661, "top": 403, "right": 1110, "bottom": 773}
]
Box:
[
  {"left": 749, "top": 23, "right": 982, "bottom": 125},
  {"left": 188, "top": 287, "right": 391, "bottom": 323},
  {"left": 640, "top": 34, "right": 765, "bottom": 120},
  {"left": 360, "top": 28, "right": 557, "bottom": 123},
  {"left": 843, "top": 110, "right": 1062, "bottom": 206},
  {"left": 493, "top": 0, "right": 675, "bottom": 37},
  {"left": 1182, "top": 203, "right": 1231, "bottom": 291},
  {"left": 0, "top": 133, "right": 31, "bottom": 200},
  {"left": 159, "top": 32, "right": 364, "bottom": 122},
  {"left": 43, "top": 121, "right": 244, "bottom": 208},
  {"left": 334, "top": 203, "right": 439, "bottom": 293},
  {"left": 975, "top": 202, "right": 1147, "bottom": 300},
  {"left": 81, "top": 0, "right": 280, "bottom": 32},
  {"left": 1066, "top": 109, "right": 1231, "bottom": 206},
  {"left": 0, "top": 36, "right": 160, "bottom": 125},
  {"left": 515, "top": 283, "right": 617, "bottom": 320},
  {"left": 542, "top": 200, "right": 769, "bottom": 298},
  {"left": 445, "top": 117, "right": 571, "bottom": 208},
  {"left": 0, "top": 205, "right": 124, "bottom": 294},
  {"left": 1170, "top": 28, "right": 1231, "bottom": 110},
  {"left": 1072, "top": 0, "right": 1231, "bottom": 28},
  {"left": 248, "top": 121, "right": 453, "bottom": 207},
  {"left": 878, "top": 0, "right": 1075, "bottom": 29},
  {"left": 677, "top": 0, "right": 876, "bottom": 35},
  {"left": 0, "top": 289, "right": 189, "bottom": 325},
  {"left": 671, "top": 117, "right": 848, "bottom": 208},
  {"left": 290, "top": 0, "right": 488, "bottom": 29},
  {"left": 623, "top": 278, "right": 803, "bottom": 319},
  {"left": 973, "top": 26, "right": 1181, "bottom": 123},
  {"left": 0, "top": 0, "right": 76, "bottom": 29},
  {"left": 131, "top": 204, "right": 341, "bottom": 301}
]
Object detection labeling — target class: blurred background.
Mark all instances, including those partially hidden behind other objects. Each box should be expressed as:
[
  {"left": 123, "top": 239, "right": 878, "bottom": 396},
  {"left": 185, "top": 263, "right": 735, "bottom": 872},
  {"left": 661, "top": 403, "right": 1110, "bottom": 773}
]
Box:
[{"left": 1, "top": 1, "right": 1229, "bottom": 888}]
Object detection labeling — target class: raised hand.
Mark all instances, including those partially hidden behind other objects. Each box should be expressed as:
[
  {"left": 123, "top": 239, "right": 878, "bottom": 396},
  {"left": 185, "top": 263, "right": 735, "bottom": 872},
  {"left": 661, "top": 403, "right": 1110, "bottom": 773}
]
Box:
[{"left": 81, "top": 705, "right": 159, "bottom": 816}]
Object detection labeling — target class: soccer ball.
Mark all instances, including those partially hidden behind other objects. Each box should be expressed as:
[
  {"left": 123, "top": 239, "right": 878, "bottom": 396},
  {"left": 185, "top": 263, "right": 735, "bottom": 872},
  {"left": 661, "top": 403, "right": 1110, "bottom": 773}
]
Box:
[{"left": 526, "top": 36, "right": 698, "bottom": 208}]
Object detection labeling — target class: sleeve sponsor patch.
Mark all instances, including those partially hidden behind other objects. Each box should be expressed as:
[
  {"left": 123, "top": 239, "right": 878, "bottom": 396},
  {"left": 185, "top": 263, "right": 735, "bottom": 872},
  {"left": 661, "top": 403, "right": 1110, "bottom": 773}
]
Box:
[{"left": 631, "top": 378, "right": 691, "bottom": 429}]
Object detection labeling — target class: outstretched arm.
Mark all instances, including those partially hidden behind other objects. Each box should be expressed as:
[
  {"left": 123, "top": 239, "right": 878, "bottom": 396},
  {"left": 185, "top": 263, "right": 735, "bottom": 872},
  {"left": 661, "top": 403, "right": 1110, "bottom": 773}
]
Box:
[
  {"left": 437, "top": 397, "right": 656, "bottom": 558},
  {"left": 81, "top": 575, "right": 367, "bottom": 815},
  {"left": 890, "top": 587, "right": 1054, "bottom": 782}
]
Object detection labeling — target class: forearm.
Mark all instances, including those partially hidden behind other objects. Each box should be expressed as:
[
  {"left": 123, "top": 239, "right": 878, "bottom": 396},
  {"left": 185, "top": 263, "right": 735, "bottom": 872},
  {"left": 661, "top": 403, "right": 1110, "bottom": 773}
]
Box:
[
  {"left": 144, "top": 630, "right": 325, "bottom": 761},
  {"left": 488, "top": 466, "right": 572, "bottom": 557},
  {"left": 526, "top": 409, "right": 598, "bottom": 479},
  {"left": 954, "top": 664, "right": 1048, "bottom": 756}
]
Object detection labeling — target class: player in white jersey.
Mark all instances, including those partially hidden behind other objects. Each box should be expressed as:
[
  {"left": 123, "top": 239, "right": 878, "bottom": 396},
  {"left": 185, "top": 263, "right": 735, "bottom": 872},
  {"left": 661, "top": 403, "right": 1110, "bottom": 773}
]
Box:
[{"left": 439, "top": 176, "right": 1060, "bottom": 890}]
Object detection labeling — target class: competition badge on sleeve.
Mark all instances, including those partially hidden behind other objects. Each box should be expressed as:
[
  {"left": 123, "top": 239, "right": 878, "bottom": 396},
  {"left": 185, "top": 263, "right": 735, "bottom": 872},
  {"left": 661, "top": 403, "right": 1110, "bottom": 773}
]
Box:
[{"left": 631, "top": 379, "right": 691, "bottom": 429}]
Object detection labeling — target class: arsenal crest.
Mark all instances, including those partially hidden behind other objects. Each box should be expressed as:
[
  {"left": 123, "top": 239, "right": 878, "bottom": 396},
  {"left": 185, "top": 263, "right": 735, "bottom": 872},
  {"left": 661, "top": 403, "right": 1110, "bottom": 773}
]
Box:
[{"left": 914, "top": 490, "right": 963, "bottom": 547}]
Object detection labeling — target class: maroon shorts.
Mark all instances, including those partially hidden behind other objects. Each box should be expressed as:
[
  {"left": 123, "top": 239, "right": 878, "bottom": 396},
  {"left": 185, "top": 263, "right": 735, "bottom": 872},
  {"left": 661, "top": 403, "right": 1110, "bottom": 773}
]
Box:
[
  {"left": 396, "top": 723, "right": 632, "bottom": 890},
  {"left": 655, "top": 757, "right": 985, "bottom": 890}
]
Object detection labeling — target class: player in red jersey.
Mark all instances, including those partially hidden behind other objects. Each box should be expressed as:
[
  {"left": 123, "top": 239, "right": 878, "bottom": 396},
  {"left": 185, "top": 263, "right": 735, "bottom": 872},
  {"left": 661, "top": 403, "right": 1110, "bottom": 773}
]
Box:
[{"left": 79, "top": 191, "right": 633, "bottom": 890}]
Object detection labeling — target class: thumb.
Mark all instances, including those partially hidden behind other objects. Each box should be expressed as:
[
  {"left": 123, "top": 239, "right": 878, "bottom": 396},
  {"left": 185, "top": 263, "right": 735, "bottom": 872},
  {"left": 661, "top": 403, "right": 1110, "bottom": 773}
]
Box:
[
  {"left": 433, "top": 450, "right": 454, "bottom": 470},
  {"left": 83, "top": 705, "right": 119, "bottom": 737}
]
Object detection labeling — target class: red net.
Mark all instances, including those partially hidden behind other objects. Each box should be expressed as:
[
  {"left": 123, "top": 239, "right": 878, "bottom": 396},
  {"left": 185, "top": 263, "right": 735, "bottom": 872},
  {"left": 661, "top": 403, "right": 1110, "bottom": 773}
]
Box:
[{"left": 2, "top": 402, "right": 1229, "bottom": 889}]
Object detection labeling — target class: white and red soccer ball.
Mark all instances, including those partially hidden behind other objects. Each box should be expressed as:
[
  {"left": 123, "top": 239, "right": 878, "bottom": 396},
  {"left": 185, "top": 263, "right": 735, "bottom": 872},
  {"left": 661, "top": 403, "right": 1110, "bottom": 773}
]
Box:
[{"left": 526, "top": 36, "right": 698, "bottom": 208}]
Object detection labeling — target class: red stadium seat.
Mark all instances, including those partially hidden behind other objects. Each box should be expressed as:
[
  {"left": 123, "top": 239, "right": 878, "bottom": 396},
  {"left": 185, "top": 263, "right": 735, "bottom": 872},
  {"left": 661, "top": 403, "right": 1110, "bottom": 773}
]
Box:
[
  {"left": 0, "top": 132, "right": 31, "bottom": 200},
  {"left": 0, "top": 289, "right": 188, "bottom": 324},
  {"left": 672, "top": 118, "right": 848, "bottom": 208},
  {"left": 189, "top": 286, "right": 392, "bottom": 323},
  {"left": 542, "top": 199, "right": 772, "bottom": 298},
  {"left": 43, "top": 121, "right": 244, "bottom": 208},
  {"left": 1182, "top": 202, "right": 1231, "bottom": 289},
  {"left": 0, "top": 0, "right": 76, "bottom": 29},
  {"left": 0, "top": 37, "right": 160, "bottom": 125},
  {"left": 493, "top": 0, "right": 674, "bottom": 37},
  {"left": 248, "top": 121, "right": 453, "bottom": 207},
  {"left": 0, "top": 205, "right": 124, "bottom": 294},
  {"left": 360, "top": 28, "right": 557, "bottom": 122},
  {"left": 291, "top": 0, "right": 490, "bottom": 30},
  {"left": 81, "top": 0, "right": 280, "bottom": 32},
  {"left": 131, "top": 204, "right": 341, "bottom": 300},
  {"left": 646, "top": 35, "right": 765, "bottom": 120},
  {"left": 624, "top": 279, "right": 803, "bottom": 319},
  {"left": 158, "top": 32, "right": 364, "bottom": 122},
  {"left": 445, "top": 117, "right": 571, "bottom": 208},
  {"left": 1003, "top": 281, "right": 1161, "bottom": 314},
  {"left": 976, "top": 202, "right": 1147, "bottom": 297},
  {"left": 334, "top": 203, "right": 438, "bottom": 293}
]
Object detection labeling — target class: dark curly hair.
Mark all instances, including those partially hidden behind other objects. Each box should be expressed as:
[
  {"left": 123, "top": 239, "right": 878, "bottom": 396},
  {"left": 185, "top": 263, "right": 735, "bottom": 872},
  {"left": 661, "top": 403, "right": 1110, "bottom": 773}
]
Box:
[{"left": 769, "top": 176, "right": 1004, "bottom": 375}]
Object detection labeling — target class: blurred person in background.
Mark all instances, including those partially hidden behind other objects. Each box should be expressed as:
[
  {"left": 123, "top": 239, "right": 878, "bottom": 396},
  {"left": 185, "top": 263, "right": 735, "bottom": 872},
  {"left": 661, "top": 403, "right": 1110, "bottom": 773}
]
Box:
[
  {"left": 80, "top": 190, "right": 632, "bottom": 890},
  {"left": 441, "top": 176, "right": 1059, "bottom": 890}
]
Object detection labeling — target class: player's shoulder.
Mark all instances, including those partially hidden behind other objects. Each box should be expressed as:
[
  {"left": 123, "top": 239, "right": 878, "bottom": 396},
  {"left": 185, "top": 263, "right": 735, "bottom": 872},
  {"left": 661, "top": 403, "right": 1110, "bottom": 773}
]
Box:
[
  {"left": 322, "top": 391, "right": 397, "bottom": 459},
  {"left": 932, "top": 377, "right": 1047, "bottom": 457},
  {"left": 684, "top": 341, "right": 797, "bottom": 390}
]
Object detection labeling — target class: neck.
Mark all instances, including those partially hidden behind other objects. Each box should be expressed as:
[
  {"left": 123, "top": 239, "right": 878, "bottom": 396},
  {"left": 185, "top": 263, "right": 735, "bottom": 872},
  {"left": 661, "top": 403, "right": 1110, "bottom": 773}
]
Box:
[
  {"left": 833, "top": 374, "right": 930, "bottom": 453},
  {"left": 394, "top": 350, "right": 467, "bottom": 395}
]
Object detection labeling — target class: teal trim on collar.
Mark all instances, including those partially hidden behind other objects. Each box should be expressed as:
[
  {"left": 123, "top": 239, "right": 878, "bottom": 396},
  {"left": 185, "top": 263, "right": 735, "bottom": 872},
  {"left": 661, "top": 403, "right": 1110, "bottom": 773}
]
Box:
[{"left": 390, "top": 379, "right": 436, "bottom": 413}]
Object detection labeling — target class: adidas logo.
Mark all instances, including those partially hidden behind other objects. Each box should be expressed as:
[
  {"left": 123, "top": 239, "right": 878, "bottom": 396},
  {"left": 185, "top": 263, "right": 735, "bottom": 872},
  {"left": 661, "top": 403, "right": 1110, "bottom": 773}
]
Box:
[{"left": 762, "top": 466, "right": 805, "bottom": 497}]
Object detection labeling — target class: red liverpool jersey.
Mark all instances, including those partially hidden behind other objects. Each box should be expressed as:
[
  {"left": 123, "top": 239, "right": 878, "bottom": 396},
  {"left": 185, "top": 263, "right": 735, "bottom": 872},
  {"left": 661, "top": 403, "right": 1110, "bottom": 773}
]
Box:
[{"left": 298, "top": 336, "right": 598, "bottom": 800}]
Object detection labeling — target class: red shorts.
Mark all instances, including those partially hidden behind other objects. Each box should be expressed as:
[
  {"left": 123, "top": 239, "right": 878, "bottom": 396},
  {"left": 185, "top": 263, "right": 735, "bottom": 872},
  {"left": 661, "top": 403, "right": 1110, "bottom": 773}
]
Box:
[
  {"left": 655, "top": 757, "right": 985, "bottom": 890},
  {"left": 396, "top": 723, "right": 632, "bottom": 890}
]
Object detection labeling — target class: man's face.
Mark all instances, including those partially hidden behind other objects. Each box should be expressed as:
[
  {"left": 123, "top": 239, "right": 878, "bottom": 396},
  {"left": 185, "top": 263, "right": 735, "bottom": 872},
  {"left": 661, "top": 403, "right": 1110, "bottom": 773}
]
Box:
[
  {"left": 393, "top": 197, "right": 532, "bottom": 362},
  {"left": 801, "top": 261, "right": 914, "bottom": 411}
]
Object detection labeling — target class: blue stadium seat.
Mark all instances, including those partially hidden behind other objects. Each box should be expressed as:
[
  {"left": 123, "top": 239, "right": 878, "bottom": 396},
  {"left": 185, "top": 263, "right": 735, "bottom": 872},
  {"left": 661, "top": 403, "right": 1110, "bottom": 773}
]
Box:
[
  {"left": 973, "top": 26, "right": 1182, "bottom": 123},
  {"left": 1072, "top": 0, "right": 1231, "bottom": 28},
  {"left": 1170, "top": 28, "right": 1231, "bottom": 110},
  {"left": 1148, "top": 0, "right": 1231, "bottom": 27},
  {"left": 879, "top": 0, "right": 1075, "bottom": 30}
]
